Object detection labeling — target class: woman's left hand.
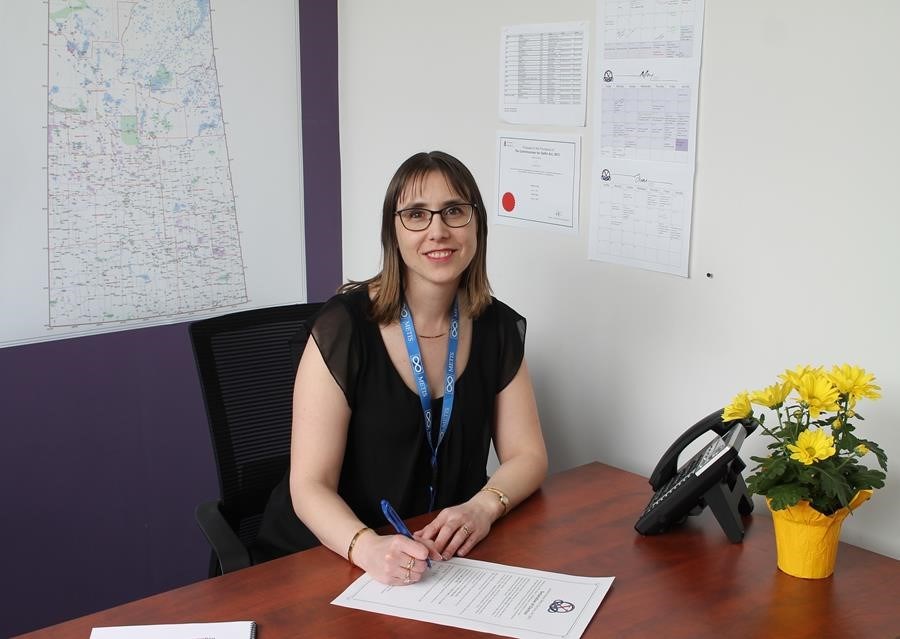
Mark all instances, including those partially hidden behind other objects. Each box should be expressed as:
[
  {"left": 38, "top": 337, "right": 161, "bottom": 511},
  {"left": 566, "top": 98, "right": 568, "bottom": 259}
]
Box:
[{"left": 414, "top": 497, "right": 496, "bottom": 559}]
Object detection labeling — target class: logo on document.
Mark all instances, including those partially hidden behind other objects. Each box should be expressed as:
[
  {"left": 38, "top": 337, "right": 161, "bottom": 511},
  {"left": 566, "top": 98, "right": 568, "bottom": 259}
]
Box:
[
  {"left": 548, "top": 600, "right": 575, "bottom": 613},
  {"left": 603, "top": 70, "right": 613, "bottom": 82},
  {"left": 601, "top": 169, "right": 611, "bottom": 181}
]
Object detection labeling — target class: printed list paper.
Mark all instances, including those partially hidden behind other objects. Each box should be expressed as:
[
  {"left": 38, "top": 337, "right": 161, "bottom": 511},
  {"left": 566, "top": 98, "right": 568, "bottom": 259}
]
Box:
[
  {"left": 499, "top": 22, "right": 589, "bottom": 126},
  {"left": 332, "top": 557, "right": 614, "bottom": 639}
]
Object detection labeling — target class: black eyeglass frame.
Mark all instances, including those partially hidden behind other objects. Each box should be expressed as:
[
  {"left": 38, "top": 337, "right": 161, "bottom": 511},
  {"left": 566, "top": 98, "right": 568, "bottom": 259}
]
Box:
[{"left": 394, "top": 203, "right": 477, "bottom": 231}]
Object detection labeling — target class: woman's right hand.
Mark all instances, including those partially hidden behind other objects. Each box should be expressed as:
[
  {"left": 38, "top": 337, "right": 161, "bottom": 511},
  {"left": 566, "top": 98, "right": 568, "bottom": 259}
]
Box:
[{"left": 353, "top": 532, "right": 441, "bottom": 585}]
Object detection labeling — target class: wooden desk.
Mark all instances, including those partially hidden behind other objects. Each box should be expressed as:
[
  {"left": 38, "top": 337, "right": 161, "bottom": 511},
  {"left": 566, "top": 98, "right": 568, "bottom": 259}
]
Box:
[{"left": 17, "top": 463, "right": 899, "bottom": 639}]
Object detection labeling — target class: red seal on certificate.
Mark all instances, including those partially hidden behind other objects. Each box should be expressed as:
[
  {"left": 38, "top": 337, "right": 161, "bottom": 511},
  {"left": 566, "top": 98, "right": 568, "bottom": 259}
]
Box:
[{"left": 501, "top": 192, "right": 516, "bottom": 212}]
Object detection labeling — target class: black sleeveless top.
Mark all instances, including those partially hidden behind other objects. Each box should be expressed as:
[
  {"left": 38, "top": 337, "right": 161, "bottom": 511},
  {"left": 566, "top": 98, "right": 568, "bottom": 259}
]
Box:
[{"left": 254, "top": 287, "right": 526, "bottom": 559}]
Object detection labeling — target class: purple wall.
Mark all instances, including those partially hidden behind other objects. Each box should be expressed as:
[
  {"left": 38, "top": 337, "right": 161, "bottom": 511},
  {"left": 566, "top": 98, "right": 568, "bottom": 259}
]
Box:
[
  {"left": 0, "top": 2, "right": 340, "bottom": 635},
  {"left": 300, "top": 0, "right": 343, "bottom": 302}
]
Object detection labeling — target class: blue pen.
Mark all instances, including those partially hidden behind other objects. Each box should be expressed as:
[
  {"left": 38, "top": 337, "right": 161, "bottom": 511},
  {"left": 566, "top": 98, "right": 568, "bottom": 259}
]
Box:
[{"left": 380, "top": 499, "right": 432, "bottom": 568}]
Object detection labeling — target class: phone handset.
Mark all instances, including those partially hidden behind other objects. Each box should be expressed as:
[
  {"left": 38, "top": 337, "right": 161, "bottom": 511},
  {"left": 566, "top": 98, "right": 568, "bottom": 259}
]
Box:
[
  {"left": 648, "top": 409, "right": 734, "bottom": 491},
  {"left": 637, "top": 409, "right": 757, "bottom": 542}
]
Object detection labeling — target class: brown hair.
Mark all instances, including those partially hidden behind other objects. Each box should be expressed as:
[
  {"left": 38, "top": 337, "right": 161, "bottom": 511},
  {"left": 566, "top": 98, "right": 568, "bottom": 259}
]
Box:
[{"left": 339, "top": 151, "right": 492, "bottom": 323}]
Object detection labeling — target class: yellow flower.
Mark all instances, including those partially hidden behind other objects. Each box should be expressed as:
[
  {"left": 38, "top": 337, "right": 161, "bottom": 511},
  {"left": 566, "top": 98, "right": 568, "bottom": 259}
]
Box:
[
  {"left": 855, "top": 444, "right": 869, "bottom": 456},
  {"left": 833, "top": 419, "right": 842, "bottom": 430},
  {"left": 779, "top": 364, "right": 823, "bottom": 390},
  {"left": 794, "top": 371, "right": 840, "bottom": 418},
  {"left": 722, "top": 391, "right": 752, "bottom": 421},
  {"left": 787, "top": 429, "right": 837, "bottom": 465},
  {"left": 750, "top": 382, "right": 792, "bottom": 409},
  {"left": 828, "top": 364, "right": 881, "bottom": 404}
]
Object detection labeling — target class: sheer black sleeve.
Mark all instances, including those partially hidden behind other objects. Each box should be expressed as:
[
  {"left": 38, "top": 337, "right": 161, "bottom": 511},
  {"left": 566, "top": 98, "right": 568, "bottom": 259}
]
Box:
[
  {"left": 309, "top": 293, "right": 362, "bottom": 407},
  {"left": 490, "top": 298, "right": 527, "bottom": 392}
]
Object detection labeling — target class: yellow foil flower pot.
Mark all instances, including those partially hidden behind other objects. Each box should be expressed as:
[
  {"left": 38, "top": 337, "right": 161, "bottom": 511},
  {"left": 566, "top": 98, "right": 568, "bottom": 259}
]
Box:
[{"left": 768, "top": 490, "right": 872, "bottom": 579}]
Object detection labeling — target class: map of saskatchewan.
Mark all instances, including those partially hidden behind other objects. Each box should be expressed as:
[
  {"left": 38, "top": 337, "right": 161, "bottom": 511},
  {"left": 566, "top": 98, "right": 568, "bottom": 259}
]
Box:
[{"left": 47, "top": 0, "right": 247, "bottom": 327}]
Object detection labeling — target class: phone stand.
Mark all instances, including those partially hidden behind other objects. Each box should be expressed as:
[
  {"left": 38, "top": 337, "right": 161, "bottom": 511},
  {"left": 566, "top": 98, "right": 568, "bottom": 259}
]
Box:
[{"left": 700, "top": 456, "right": 754, "bottom": 543}]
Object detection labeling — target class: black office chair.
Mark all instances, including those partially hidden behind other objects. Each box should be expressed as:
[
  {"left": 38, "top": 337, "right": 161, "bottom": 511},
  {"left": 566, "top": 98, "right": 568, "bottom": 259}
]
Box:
[{"left": 190, "top": 302, "right": 323, "bottom": 576}]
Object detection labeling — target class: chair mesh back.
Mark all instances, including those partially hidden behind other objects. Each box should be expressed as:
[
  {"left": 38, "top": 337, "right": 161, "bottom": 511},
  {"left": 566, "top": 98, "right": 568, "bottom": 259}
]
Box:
[{"left": 190, "top": 303, "right": 323, "bottom": 545}]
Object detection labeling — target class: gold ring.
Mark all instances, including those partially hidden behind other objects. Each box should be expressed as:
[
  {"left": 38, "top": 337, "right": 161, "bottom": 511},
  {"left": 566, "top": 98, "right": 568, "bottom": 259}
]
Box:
[
  {"left": 404, "top": 568, "right": 411, "bottom": 584},
  {"left": 406, "top": 557, "right": 415, "bottom": 570},
  {"left": 462, "top": 525, "right": 472, "bottom": 536}
]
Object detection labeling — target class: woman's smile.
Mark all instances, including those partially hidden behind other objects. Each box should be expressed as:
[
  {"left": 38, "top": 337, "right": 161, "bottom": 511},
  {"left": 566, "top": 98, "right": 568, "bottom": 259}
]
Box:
[{"left": 423, "top": 248, "right": 455, "bottom": 261}]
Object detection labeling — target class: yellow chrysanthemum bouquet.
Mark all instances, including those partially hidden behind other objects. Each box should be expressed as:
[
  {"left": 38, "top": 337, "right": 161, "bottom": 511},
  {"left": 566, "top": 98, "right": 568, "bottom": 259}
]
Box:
[{"left": 723, "top": 364, "right": 888, "bottom": 515}]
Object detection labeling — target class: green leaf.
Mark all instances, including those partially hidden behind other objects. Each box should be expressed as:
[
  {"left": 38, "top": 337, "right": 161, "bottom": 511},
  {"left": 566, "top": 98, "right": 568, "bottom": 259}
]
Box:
[
  {"left": 746, "top": 473, "right": 765, "bottom": 495},
  {"left": 837, "top": 431, "right": 861, "bottom": 454},
  {"left": 766, "top": 455, "right": 790, "bottom": 475},
  {"left": 861, "top": 440, "right": 889, "bottom": 472},
  {"left": 751, "top": 451, "right": 786, "bottom": 462},
  {"left": 747, "top": 456, "right": 792, "bottom": 496},
  {"left": 766, "top": 483, "right": 807, "bottom": 510},
  {"left": 846, "top": 467, "right": 886, "bottom": 491},
  {"left": 795, "top": 465, "right": 817, "bottom": 485},
  {"left": 810, "top": 494, "right": 840, "bottom": 515},
  {"left": 815, "top": 461, "right": 852, "bottom": 506}
]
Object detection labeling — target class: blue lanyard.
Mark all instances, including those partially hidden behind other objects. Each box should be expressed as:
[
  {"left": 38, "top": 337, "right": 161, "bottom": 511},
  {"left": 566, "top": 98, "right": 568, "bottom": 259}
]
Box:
[{"left": 399, "top": 297, "right": 459, "bottom": 511}]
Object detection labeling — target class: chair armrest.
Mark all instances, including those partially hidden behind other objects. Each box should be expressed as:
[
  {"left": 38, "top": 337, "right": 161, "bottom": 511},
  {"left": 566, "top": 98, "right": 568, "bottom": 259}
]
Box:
[{"left": 195, "top": 500, "right": 251, "bottom": 574}]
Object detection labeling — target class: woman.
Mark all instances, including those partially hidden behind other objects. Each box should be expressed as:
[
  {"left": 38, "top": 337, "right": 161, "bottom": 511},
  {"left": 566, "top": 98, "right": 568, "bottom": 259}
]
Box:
[{"left": 257, "top": 151, "right": 547, "bottom": 586}]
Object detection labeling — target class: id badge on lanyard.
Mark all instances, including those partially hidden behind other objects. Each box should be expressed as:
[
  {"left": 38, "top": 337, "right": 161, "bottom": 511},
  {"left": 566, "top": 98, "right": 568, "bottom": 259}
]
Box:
[{"left": 399, "top": 297, "right": 459, "bottom": 511}]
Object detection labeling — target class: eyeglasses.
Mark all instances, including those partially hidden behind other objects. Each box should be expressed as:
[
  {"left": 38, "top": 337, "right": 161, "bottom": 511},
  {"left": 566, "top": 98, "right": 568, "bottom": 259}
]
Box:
[{"left": 395, "top": 203, "right": 476, "bottom": 231}]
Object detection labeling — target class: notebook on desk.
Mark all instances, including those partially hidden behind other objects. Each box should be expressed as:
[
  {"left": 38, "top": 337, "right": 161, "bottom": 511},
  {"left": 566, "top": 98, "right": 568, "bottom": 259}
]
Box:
[{"left": 89, "top": 621, "right": 256, "bottom": 639}]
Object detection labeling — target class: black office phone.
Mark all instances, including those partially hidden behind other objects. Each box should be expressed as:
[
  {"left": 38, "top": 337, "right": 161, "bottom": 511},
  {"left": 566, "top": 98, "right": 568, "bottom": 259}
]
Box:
[{"left": 635, "top": 409, "right": 755, "bottom": 542}]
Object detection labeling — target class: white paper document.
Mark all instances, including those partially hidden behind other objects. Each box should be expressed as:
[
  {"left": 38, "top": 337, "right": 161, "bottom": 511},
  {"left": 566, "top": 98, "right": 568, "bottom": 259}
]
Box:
[
  {"left": 500, "top": 22, "right": 589, "bottom": 126},
  {"left": 588, "top": 159, "right": 694, "bottom": 276},
  {"left": 596, "top": 61, "right": 698, "bottom": 167},
  {"left": 600, "top": 0, "right": 704, "bottom": 60},
  {"left": 90, "top": 621, "right": 256, "bottom": 639},
  {"left": 589, "top": 0, "right": 704, "bottom": 276},
  {"left": 332, "top": 557, "right": 614, "bottom": 639},
  {"left": 496, "top": 132, "right": 581, "bottom": 234}
]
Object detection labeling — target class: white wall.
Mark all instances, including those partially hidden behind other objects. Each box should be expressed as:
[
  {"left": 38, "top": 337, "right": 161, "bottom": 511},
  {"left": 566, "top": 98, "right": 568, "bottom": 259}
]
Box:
[{"left": 337, "top": 0, "right": 900, "bottom": 559}]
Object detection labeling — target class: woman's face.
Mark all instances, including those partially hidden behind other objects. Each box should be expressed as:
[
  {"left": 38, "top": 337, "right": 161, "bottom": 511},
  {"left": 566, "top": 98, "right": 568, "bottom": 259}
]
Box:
[{"left": 394, "top": 170, "right": 477, "bottom": 293}]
